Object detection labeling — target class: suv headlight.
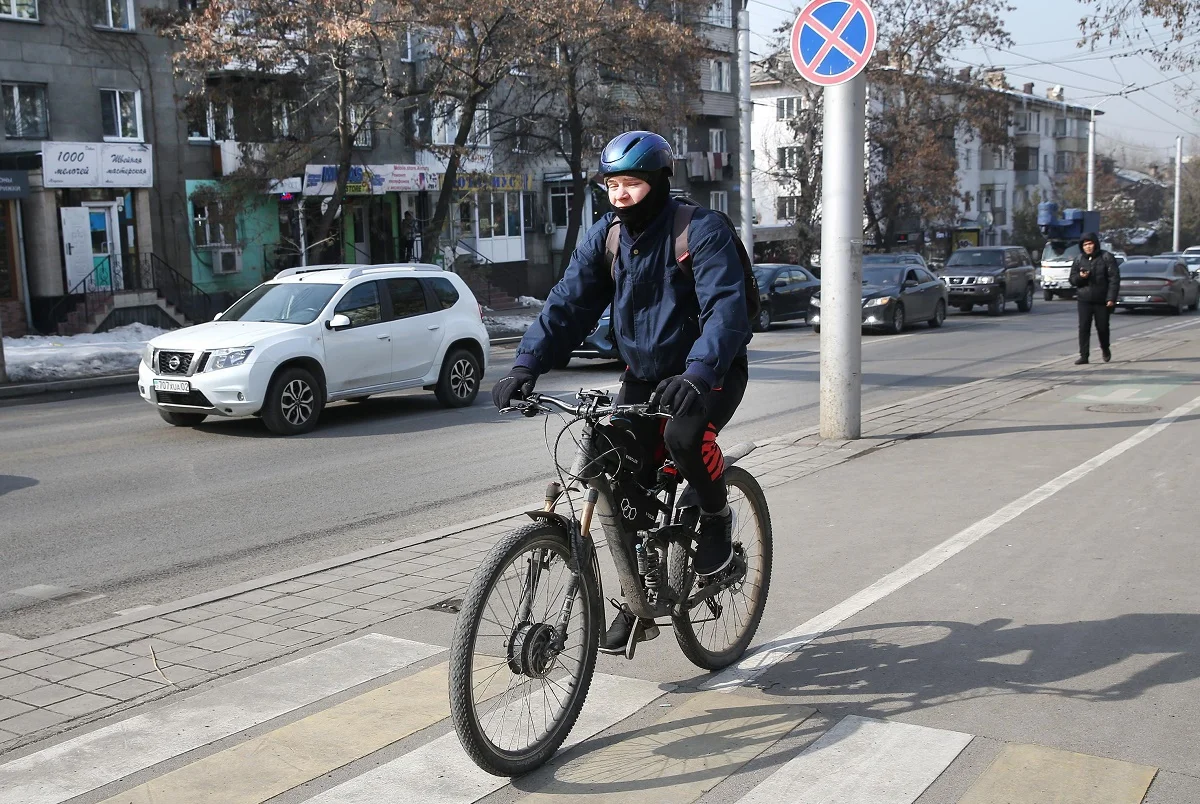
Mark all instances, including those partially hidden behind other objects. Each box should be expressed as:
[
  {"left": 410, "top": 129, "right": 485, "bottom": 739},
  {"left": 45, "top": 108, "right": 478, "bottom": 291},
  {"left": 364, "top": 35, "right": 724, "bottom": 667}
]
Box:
[
  {"left": 976, "top": 276, "right": 995, "bottom": 284},
  {"left": 204, "top": 347, "right": 254, "bottom": 372},
  {"left": 142, "top": 344, "right": 154, "bottom": 368},
  {"left": 863, "top": 297, "right": 890, "bottom": 307}
]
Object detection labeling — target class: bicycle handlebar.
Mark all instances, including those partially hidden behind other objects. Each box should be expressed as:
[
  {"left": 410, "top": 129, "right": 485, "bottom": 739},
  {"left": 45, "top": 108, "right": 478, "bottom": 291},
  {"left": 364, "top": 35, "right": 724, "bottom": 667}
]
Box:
[{"left": 501, "top": 391, "right": 670, "bottom": 420}]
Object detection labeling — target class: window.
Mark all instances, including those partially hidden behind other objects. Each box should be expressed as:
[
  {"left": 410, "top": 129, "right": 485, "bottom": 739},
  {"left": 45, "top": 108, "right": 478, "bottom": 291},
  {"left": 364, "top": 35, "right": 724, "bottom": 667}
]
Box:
[
  {"left": 776, "top": 96, "right": 803, "bottom": 120},
  {"left": 189, "top": 102, "right": 234, "bottom": 141},
  {"left": 707, "top": 0, "right": 732, "bottom": 26},
  {"left": 434, "top": 102, "right": 489, "bottom": 148},
  {"left": 1055, "top": 152, "right": 1074, "bottom": 173},
  {"left": 1053, "top": 118, "right": 1068, "bottom": 137},
  {"left": 1014, "top": 146, "right": 1038, "bottom": 171},
  {"left": 513, "top": 118, "right": 533, "bottom": 154},
  {"left": 192, "top": 202, "right": 234, "bottom": 247},
  {"left": 963, "top": 148, "right": 971, "bottom": 169},
  {"left": 477, "top": 191, "right": 512, "bottom": 239},
  {"left": 709, "top": 191, "right": 728, "bottom": 214},
  {"left": 100, "top": 89, "right": 142, "bottom": 141},
  {"left": 335, "top": 282, "right": 382, "bottom": 327},
  {"left": 1013, "top": 111, "right": 1030, "bottom": 133},
  {"left": 709, "top": 59, "right": 731, "bottom": 93},
  {"left": 2, "top": 83, "right": 48, "bottom": 139},
  {"left": 1043, "top": 153, "right": 1050, "bottom": 174},
  {"left": 385, "top": 278, "right": 428, "bottom": 318},
  {"left": 671, "top": 126, "right": 687, "bottom": 156},
  {"left": 95, "top": 0, "right": 133, "bottom": 29},
  {"left": 915, "top": 268, "right": 935, "bottom": 283},
  {"left": 272, "top": 102, "right": 297, "bottom": 140},
  {"left": 399, "top": 29, "right": 414, "bottom": 62},
  {"left": 0, "top": 0, "right": 36, "bottom": 20},
  {"left": 777, "top": 196, "right": 800, "bottom": 220},
  {"left": 709, "top": 127, "right": 726, "bottom": 152},
  {"left": 778, "top": 146, "right": 803, "bottom": 171},
  {"left": 350, "top": 106, "right": 372, "bottom": 149},
  {"left": 549, "top": 185, "right": 572, "bottom": 228},
  {"left": 428, "top": 277, "right": 460, "bottom": 310}
]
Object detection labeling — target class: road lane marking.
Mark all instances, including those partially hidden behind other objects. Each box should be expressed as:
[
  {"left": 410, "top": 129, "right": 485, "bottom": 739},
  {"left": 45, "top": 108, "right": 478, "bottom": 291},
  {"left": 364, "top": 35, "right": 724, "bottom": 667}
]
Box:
[
  {"left": 0, "top": 634, "right": 442, "bottom": 804},
  {"left": 734, "top": 715, "right": 972, "bottom": 804},
  {"left": 958, "top": 743, "right": 1157, "bottom": 804},
  {"left": 306, "top": 673, "right": 667, "bottom": 804},
  {"left": 703, "top": 389, "right": 1200, "bottom": 691},
  {"left": 518, "top": 692, "right": 813, "bottom": 804}
]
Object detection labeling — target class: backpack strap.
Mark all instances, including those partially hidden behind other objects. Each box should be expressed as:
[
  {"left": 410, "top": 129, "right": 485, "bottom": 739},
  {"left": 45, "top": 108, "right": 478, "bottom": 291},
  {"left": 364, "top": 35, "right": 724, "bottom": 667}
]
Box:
[
  {"left": 673, "top": 204, "right": 697, "bottom": 277},
  {"left": 605, "top": 221, "right": 622, "bottom": 279}
]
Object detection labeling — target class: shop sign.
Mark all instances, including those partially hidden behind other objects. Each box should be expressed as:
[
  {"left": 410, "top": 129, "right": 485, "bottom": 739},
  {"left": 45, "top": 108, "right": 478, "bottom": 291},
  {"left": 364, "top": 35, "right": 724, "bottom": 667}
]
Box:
[
  {"left": 436, "top": 173, "right": 531, "bottom": 192},
  {"left": 303, "top": 164, "right": 436, "bottom": 195},
  {"left": 0, "top": 170, "right": 29, "bottom": 199},
  {"left": 379, "top": 164, "right": 435, "bottom": 192},
  {"left": 42, "top": 142, "right": 154, "bottom": 188},
  {"left": 268, "top": 177, "right": 303, "bottom": 194}
]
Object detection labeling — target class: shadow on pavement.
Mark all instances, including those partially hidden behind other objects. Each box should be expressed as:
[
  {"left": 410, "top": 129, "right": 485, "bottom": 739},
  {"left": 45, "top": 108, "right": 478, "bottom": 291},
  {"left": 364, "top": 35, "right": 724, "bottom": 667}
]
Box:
[
  {"left": 0, "top": 474, "right": 38, "bottom": 496},
  {"left": 920, "top": 413, "right": 1200, "bottom": 440}
]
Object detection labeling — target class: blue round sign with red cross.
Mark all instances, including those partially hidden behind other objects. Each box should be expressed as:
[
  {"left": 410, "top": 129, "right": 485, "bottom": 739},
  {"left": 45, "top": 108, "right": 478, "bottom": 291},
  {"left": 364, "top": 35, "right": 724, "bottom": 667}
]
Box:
[{"left": 790, "top": 0, "right": 877, "bottom": 86}]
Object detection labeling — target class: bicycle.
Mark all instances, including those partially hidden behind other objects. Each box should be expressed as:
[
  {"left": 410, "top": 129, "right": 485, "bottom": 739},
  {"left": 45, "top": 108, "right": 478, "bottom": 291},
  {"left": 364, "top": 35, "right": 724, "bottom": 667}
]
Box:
[{"left": 448, "top": 389, "right": 773, "bottom": 776}]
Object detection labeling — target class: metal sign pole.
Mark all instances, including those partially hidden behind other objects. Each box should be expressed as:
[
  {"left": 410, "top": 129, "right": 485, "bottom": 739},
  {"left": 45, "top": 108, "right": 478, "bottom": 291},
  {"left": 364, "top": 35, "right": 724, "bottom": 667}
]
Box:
[{"left": 819, "top": 74, "right": 866, "bottom": 439}]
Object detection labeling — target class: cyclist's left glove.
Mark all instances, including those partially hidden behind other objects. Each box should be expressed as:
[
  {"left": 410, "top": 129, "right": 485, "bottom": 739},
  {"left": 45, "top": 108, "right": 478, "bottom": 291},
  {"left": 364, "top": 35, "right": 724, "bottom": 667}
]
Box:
[
  {"left": 651, "top": 374, "right": 711, "bottom": 417},
  {"left": 492, "top": 366, "right": 538, "bottom": 410}
]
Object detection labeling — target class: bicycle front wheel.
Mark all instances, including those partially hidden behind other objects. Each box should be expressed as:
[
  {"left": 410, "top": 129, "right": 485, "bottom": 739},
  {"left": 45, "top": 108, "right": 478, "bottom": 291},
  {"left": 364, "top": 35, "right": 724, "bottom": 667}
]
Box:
[
  {"left": 449, "top": 521, "right": 601, "bottom": 776},
  {"left": 669, "top": 465, "right": 773, "bottom": 670}
]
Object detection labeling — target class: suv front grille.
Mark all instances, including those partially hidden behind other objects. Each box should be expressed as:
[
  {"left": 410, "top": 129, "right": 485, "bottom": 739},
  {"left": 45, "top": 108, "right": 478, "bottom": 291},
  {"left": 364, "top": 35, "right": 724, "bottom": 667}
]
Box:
[
  {"left": 155, "top": 389, "right": 213, "bottom": 407},
  {"left": 946, "top": 276, "right": 977, "bottom": 285},
  {"left": 157, "top": 351, "right": 194, "bottom": 375}
]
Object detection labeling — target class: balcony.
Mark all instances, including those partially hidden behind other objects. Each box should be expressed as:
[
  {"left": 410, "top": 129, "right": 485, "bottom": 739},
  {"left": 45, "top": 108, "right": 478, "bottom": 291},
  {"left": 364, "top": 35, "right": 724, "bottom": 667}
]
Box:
[
  {"left": 212, "top": 141, "right": 266, "bottom": 176},
  {"left": 1014, "top": 131, "right": 1041, "bottom": 147},
  {"left": 1014, "top": 170, "right": 1040, "bottom": 186},
  {"left": 1055, "top": 135, "right": 1088, "bottom": 153}
]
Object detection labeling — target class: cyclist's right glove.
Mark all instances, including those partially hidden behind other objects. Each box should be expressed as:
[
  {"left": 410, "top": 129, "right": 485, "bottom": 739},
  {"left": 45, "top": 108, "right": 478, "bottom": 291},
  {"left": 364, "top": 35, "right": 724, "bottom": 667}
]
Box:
[{"left": 492, "top": 367, "right": 538, "bottom": 410}]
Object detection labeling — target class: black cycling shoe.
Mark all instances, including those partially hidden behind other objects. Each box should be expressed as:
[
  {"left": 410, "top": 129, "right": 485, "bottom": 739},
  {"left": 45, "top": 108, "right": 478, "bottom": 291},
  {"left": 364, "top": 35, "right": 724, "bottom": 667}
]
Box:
[
  {"left": 695, "top": 508, "right": 734, "bottom": 576},
  {"left": 598, "top": 600, "right": 658, "bottom": 656}
]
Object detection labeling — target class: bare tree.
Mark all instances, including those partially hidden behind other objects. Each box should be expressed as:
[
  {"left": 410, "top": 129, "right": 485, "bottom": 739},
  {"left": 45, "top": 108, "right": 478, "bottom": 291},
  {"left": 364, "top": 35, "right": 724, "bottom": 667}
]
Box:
[{"left": 1082, "top": 0, "right": 1200, "bottom": 76}]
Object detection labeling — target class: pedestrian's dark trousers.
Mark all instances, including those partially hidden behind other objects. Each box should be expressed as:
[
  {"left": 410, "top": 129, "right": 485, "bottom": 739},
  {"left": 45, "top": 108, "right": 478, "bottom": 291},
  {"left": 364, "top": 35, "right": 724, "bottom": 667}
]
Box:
[
  {"left": 1078, "top": 300, "right": 1111, "bottom": 356},
  {"left": 616, "top": 356, "right": 748, "bottom": 514}
]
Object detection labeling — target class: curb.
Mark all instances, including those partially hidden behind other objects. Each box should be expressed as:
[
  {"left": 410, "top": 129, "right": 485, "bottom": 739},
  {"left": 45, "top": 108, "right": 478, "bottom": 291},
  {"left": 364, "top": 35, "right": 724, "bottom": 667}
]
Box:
[{"left": 0, "top": 373, "right": 138, "bottom": 400}]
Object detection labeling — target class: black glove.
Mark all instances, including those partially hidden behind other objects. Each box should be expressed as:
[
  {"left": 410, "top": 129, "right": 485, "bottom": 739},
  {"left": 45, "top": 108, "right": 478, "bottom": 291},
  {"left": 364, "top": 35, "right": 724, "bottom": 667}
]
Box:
[
  {"left": 492, "top": 367, "right": 538, "bottom": 410},
  {"left": 651, "top": 374, "right": 711, "bottom": 417}
]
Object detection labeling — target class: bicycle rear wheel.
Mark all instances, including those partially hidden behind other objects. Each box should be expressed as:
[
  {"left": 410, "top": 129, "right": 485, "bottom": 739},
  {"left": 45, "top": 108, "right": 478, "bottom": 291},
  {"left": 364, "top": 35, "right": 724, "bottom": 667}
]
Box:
[
  {"left": 449, "top": 521, "right": 601, "bottom": 776},
  {"left": 669, "top": 465, "right": 772, "bottom": 670}
]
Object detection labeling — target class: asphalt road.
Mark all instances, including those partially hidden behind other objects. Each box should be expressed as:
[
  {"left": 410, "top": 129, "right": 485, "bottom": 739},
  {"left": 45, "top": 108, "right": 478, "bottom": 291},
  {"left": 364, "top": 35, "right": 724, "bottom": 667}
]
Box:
[{"left": 0, "top": 301, "right": 1189, "bottom": 639}]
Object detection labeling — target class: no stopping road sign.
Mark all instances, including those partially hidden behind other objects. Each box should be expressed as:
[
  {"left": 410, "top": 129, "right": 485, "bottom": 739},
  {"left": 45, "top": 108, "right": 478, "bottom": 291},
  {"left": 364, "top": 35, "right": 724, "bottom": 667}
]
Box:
[{"left": 791, "top": 0, "right": 877, "bottom": 86}]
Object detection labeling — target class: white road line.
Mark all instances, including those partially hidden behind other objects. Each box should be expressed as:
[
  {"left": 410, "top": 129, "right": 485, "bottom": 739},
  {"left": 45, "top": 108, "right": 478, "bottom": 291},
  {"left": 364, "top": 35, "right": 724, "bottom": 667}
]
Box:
[
  {"left": 0, "top": 634, "right": 442, "bottom": 804},
  {"left": 306, "top": 673, "right": 667, "bottom": 804},
  {"left": 734, "top": 715, "right": 973, "bottom": 804},
  {"left": 704, "top": 389, "right": 1200, "bottom": 691}
]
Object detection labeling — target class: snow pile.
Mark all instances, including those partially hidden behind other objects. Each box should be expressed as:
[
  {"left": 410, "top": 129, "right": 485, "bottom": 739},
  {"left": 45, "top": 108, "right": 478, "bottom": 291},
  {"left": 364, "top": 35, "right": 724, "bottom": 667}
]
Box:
[
  {"left": 3, "top": 323, "right": 167, "bottom": 382},
  {"left": 483, "top": 314, "right": 541, "bottom": 337},
  {"left": 517, "top": 295, "right": 545, "bottom": 308}
]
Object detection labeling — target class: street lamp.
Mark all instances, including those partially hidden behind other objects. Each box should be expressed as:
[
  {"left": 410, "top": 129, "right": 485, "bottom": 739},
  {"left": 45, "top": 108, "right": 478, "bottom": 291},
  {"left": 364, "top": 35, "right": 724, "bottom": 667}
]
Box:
[{"left": 1087, "top": 86, "right": 1133, "bottom": 212}]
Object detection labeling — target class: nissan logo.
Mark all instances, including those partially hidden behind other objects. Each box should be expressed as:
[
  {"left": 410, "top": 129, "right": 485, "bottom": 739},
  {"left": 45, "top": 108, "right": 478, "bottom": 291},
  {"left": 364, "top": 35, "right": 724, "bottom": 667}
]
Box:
[{"left": 168, "top": 355, "right": 181, "bottom": 371}]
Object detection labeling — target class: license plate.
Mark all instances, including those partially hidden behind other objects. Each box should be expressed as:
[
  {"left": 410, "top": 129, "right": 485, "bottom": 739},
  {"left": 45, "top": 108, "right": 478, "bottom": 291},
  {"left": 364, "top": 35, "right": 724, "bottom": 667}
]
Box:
[
  {"left": 153, "top": 379, "right": 190, "bottom": 393},
  {"left": 1122, "top": 296, "right": 1150, "bottom": 303}
]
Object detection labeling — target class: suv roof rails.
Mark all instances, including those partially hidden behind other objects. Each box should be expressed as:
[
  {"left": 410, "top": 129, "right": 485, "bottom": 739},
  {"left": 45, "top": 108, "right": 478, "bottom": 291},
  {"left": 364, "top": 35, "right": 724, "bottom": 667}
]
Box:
[
  {"left": 273, "top": 264, "right": 354, "bottom": 279},
  {"left": 274, "top": 262, "right": 443, "bottom": 280}
]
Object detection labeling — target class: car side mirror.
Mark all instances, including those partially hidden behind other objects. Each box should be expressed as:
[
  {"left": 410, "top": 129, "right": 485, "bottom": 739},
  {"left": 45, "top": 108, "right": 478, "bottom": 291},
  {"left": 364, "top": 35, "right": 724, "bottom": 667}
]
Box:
[
  {"left": 772, "top": 278, "right": 787, "bottom": 289},
  {"left": 326, "top": 313, "right": 352, "bottom": 331},
  {"left": 903, "top": 279, "right": 919, "bottom": 288}
]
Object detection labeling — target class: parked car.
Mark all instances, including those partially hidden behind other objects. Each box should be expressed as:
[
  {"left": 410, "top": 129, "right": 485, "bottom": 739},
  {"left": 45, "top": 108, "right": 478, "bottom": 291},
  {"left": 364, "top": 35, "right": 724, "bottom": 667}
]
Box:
[
  {"left": 1160, "top": 252, "right": 1200, "bottom": 279},
  {"left": 752, "top": 263, "right": 820, "bottom": 331},
  {"left": 569, "top": 306, "right": 622, "bottom": 364},
  {"left": 138, "top": 264, "right": 490, "bottom": 435},
  {"left": 1116, "top": 258, "right": 1200, "bottom": 314},
  {"left": 863, "top": 252, "right": 929, "bottom": 270},
  {"left": 941, "top": 246, "right": 1037, "bottom": 315},
  {"left": 1183, "top": 245, "right": 1200, "bottom": 255},
  {"left": 809, "top": 265, "right": 948, "bottom": 334}
]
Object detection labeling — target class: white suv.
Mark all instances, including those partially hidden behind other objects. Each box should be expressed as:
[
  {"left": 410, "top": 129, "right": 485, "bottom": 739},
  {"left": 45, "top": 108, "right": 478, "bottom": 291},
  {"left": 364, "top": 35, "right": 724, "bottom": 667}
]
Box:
[{"left": 138, "top": 264, "right": 490, "bottom": 435}]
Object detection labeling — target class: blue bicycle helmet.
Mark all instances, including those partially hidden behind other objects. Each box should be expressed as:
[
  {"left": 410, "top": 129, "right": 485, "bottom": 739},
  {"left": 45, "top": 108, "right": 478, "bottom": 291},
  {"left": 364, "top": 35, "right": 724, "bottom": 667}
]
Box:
[{"left": 598, "top": 131, "right": 674, "bottom": 178}]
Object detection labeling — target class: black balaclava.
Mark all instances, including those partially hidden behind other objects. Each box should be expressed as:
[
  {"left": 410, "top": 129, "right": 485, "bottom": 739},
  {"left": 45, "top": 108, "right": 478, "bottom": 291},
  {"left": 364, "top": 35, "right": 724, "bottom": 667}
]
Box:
[{"left": 611, "top": 169, "right": 672, "bottom": 237}]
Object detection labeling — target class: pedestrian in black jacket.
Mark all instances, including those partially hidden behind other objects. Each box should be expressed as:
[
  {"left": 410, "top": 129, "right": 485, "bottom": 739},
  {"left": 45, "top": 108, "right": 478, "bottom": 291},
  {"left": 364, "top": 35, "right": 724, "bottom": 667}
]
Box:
[{"left": 1069, "top": 232, "right": 1120, "bottom": 364}]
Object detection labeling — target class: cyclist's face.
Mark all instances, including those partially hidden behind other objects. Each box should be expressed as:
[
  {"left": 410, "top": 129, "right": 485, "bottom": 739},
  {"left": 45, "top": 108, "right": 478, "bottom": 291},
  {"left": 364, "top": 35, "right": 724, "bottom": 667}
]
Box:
[{"left": 606, "top": 176, "right": 650, "bottom": 208}]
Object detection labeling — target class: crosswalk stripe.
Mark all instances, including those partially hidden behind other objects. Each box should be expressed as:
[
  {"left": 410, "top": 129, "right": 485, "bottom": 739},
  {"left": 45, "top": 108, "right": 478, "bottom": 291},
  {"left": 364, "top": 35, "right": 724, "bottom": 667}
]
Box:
[
  {"left": 96, "top": 659, "right": 472, "bottom": 804},
  {"left": 517, "top": 691, "right": 814, "bottom": 803},
  {"left": 957, "top": 743, "right": 1158, "bottom": 804},
  {"left": 306, "top": 672, "right": 667, "bottom": 804},
  {"left": 734, "top": 715, "right": 972, "bottom": 804},
  {"left": 0, "top": 634, "right": 442, "bottom": 804}
]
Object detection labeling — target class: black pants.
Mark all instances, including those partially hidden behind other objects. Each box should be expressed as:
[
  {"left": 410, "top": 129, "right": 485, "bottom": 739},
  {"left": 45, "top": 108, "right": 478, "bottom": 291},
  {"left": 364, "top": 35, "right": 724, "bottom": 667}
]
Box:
[
  {"left": 617, "top": 356, "right": 748, "bottom": 513},
  {"left": 1078, "top": 300, "right": 1111, "bottom": 357}
]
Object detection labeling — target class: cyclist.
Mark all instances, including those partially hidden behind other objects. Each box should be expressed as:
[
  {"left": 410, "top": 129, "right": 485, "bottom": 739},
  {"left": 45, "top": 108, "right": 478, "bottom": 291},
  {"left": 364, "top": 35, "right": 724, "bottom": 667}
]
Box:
[{"left": 491, "top": 130, "right": 751, "bottom": 648}]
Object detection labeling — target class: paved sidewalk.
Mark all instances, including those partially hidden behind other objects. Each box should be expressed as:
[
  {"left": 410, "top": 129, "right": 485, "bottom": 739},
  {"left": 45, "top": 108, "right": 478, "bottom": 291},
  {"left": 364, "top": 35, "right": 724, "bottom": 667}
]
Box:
[{"left": 0, "top": 322, "right": 1194, "bottom": 751}]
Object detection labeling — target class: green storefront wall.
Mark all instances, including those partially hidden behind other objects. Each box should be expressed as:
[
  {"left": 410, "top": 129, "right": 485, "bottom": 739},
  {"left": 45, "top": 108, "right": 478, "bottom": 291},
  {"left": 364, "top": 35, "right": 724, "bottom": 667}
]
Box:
[{"left": 186, "top": 180, "right": 280, "bottom": 294}]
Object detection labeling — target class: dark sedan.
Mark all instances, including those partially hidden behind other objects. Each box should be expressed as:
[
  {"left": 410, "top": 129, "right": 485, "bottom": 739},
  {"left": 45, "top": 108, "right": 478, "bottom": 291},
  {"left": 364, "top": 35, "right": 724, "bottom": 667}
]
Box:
[
  {"left": 1116, "top": 259, "right": 1200, "bottom": 314},
  {"left": 809, "top": 265, "right": 948, "bottom": 334},
  {"left": 753, "top": 263, "right": 820, "bottom": 331}
]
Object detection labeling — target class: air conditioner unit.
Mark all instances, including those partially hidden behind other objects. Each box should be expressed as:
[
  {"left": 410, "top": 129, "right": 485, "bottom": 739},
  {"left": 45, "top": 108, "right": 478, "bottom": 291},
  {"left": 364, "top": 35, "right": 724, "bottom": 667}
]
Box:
[
  {"left": 214, "top": 248, "right": 243, "bottom": 274},
  {"left": 543, "top": 222, "right": 557, "bottom": 235}
]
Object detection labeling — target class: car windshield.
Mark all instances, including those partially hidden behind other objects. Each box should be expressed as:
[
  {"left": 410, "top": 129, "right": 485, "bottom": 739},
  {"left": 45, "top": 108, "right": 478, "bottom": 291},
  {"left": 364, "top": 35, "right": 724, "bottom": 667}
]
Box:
[
  {"left": 863, "top": 267, "right": 903, "bottom": 286},
  {"left": 1042, "top": 241, "right": 1081, "bottom": 261},
  {"left": 863, "top": 253, "right": 915, "bottom": 265},
  {"left": 946, "top": 250, "right": 1004, "bottom": 267},
  {"left": 221, "top": 282, "right": 340, "bottom": 324}
]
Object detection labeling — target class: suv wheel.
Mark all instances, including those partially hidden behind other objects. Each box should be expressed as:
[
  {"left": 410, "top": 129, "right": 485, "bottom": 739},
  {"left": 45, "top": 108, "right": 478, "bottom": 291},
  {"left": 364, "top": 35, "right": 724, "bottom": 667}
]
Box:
[
  {"left": 1017, "top": 284, "right": 1034, "bottom": 312},
  {"left": 159, "top": 410, "right": 207, "bottom": 427},
  {"left": 988, "top": 294, "right": 1006, "bottom": 316},
  {"left": 436, "top": 348, "right": 481, "bottom": 408},
  {"left": 263, "top": 366, "right": 324, "bottom": 435},
  {"left": 1043, "top": 289, "right": 1055, "bottom": 302}
]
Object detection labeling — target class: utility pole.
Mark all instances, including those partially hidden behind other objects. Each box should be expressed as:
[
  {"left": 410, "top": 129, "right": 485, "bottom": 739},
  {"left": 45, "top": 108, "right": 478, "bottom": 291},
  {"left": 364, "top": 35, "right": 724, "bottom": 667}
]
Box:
[
  {"left": 1174, "top": 136, "right": 1183, "bottom": 252},
  {"left": 818, "top": 73, "right": 867, "bottom": 439},
  {"left": 1087, "top": 108, "right": 1096, "bottom": 211},
  {"left": 737, "top": 0, "right": 754, "bottom": 256}
]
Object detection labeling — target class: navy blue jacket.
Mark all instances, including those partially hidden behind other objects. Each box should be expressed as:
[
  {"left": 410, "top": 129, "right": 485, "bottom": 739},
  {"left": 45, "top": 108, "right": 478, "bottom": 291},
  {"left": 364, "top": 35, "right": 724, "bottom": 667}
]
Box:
[{"left": 514, "top": 200, "right": 751, "bottom": 387}]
